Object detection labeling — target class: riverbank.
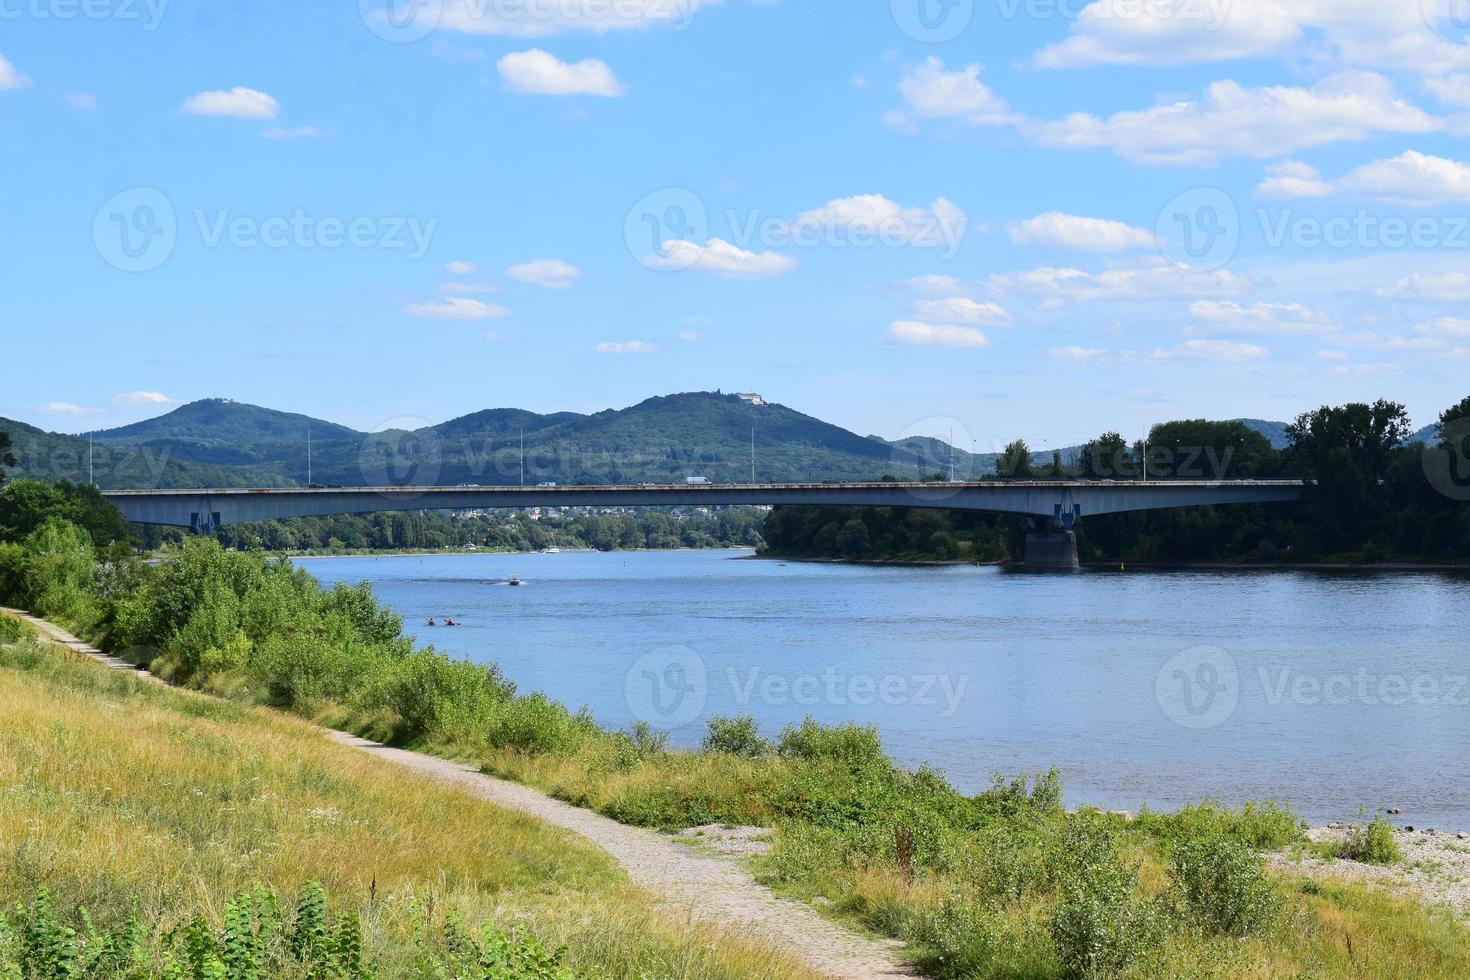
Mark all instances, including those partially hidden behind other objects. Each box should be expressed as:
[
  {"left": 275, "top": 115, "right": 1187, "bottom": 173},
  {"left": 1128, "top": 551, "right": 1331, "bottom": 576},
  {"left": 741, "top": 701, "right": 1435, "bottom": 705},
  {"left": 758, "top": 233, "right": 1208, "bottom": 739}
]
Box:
[
  {"left": 0, "top": 611, "right": 809, "bottom": 979},
  {"left": 754, "top": 552, "right": 1470, "bottom": 573}
]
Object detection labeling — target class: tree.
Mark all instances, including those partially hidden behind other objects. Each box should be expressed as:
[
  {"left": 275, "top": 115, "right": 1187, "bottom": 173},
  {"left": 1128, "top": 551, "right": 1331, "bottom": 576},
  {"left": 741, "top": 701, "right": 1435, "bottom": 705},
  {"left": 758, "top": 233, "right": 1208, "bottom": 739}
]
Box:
[
  {"left": 1437, "top": 395, "right": 1470, "bottom": 448},
  {"left": 0, "top": 479, "right": 132, "bottom": 547},
  {"left": 995, "top": 439, "right": 1036, "bottom": 480},
  {"left": 1287, "top": 400, "right": 1411, "bottom": 487},
  {"left": 1144, "top": 420, "right": 1277, "bottom": 480},
  {"left": 1079, "top": 432, "right": 1136, "bottom": 480},
  {"left": 0, "top": 431, "right": 15, "bottom": 484}
]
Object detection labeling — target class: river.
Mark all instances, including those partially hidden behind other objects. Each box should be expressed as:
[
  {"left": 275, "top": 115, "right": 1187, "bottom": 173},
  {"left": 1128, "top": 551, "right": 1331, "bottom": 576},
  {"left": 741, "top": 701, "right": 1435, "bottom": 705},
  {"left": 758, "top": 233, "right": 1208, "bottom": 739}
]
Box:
[{"left": 298, "top": 550, "right": 1470, "bottom": 829}]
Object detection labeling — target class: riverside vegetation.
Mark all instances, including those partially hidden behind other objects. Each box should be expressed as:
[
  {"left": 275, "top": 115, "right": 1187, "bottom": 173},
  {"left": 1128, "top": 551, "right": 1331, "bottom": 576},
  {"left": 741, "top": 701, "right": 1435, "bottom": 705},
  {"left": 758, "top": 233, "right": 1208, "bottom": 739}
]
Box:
[{"left": 2, "top": 487, "right": 1469, "bottom": 977}]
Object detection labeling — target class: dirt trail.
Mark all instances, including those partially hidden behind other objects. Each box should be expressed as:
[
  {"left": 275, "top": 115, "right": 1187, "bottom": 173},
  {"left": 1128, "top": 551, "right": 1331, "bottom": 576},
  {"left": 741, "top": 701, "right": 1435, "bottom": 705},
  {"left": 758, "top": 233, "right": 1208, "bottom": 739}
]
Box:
[{"left": 2, "top": 608, "right": 916, "bottom": 980}]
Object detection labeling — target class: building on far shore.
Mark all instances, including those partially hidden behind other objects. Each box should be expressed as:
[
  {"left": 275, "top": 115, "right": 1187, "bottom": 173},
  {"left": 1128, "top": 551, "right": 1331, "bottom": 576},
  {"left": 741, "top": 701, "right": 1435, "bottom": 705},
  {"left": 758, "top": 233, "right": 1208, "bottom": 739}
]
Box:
[{"left": 735, "top": 393, "right": 766, "bottom": 406}]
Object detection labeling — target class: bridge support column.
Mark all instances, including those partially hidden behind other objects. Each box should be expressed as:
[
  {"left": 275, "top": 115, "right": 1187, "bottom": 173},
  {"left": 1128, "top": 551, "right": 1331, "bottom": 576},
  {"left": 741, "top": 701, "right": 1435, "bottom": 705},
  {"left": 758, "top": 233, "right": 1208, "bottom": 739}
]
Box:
[{"left": 1023, "top": 530, "right": 1079, "bottom": 570}]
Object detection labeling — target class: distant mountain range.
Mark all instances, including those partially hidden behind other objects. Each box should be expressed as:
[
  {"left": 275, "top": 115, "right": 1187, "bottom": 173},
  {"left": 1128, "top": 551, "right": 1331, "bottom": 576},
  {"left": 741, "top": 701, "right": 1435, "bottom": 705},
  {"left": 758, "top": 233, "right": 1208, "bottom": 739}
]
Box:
[{"left": 0, "top": 394, "right": 1440, "bottom": 491}]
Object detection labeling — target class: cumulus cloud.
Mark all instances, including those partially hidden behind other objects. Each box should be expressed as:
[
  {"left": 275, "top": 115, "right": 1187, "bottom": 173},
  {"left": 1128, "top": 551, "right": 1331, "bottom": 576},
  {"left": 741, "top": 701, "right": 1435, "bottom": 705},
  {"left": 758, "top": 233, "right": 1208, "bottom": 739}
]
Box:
[
  {"left": 1160, "top": 339, "right": 1269, "bottom": 362},
  {"left": 902, "top": 274, "right": 966, "bottom": 295},
  {"left": 912, "top": 297, "right": 1012, "bottom": 325},
  {"left": 436, "top": 0, "right": 718, "bottom": 37},
  {"left": 445, "top": 260, "right": 478, "bottom": 275},
  {"left": 990, "top": 262, "right": 1253, "bottom": 304},
  {"left": 182, "top": 87, "right": 280, "bottom": 120},
  {"left": 40, "top": 402, "right": 101, "bottom": 416},
  {"left": 881, "top": 321, "right": 990, "bottom": 349},
  {"left": 0, "top": 55, "right": 31, "bottom": 91},
  {"left": 507, "top": 258, "right": 581, "bottom": 289},
  {"left": 1034, "top": 0, "right": 1302, "bottom": 69},
  {"left": 498, "top": 49, "right": 624, "bottom": 96},
  {"left": 891, "top": 58, "right": 1013, "bottom": 127},
  {"left": 1417, "top": 317, "right": 1470, "bottom": 338},
  {"left": 1380, "top": 272, "right": 1470, "bottom": 301},
  {"left": 596, "top": 340, "right": 659, "bottom": 353},
  {"left": 1255, "top": 160, "right": 1334, "bottom": 199},
  {"left": 405, "top": 297, "right": 512, "bottom": 320},
  {"left": 1008, "top": 212, "right": 1154, "bottom": 251},
  {"left": 1029, "top": 73, "right": 1439, "bottom": 165},
  {"left": 1048, "top": 346, "right": 1108, "bottom": 360},
  {"left": 1188, "top": 301, "right": 1337, "bottom": 334},
  {"left": 115, "top": 391, "right": 175, "bottom": 406},
  {"left": 643, "top": 238, "right": 797, "bottom": 278},
  {"left": 788, "top": 195, "right": 968, "bottom": 252},
  {"left": 1259, "top": 151, "right": 1470, "bottom": 206}
]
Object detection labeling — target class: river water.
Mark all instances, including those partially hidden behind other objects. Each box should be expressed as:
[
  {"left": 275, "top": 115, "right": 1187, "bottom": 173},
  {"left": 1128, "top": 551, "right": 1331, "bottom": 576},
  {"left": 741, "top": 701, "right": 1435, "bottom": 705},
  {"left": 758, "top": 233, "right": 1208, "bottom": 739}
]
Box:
[{"left": 298, "top": 551, "right": 1470, "bottom": 829}]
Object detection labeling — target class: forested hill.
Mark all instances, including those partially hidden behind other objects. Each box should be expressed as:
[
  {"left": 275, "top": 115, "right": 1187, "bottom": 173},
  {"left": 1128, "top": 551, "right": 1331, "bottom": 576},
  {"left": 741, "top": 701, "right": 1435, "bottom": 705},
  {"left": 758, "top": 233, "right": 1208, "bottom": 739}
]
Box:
[{"left": 1, "top": 392, "right": 981, "bottom": 489}]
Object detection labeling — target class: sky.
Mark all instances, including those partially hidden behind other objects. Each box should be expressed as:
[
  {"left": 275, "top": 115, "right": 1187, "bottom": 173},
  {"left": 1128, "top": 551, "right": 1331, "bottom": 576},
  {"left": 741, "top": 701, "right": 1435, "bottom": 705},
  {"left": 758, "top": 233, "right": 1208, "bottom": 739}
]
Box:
[{"left": 4, "top": 0, "right": 1470, "bottom": 454}]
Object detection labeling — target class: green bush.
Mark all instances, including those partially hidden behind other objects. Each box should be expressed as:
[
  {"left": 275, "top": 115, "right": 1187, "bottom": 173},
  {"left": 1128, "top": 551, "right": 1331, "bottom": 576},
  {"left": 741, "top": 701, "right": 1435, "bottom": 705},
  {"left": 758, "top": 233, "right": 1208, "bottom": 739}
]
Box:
[
  {"left": 1170, "top": 834, "right": 1279, "bottom": 937},
  {"left": 1335, "top": 814, "right": 1402, "bottom": 866},
  {"left": 777, "top": 717, "right": 886, "bottom": 769},
  {"left": 976, "top": 768, "right": 1064, "bottom": 817},
  {"left": 0, "top": 614, "right": 22, "bottom": 645},
  {"left": 701, "top": 715, "right": 772, "bottom": 758},
  {"left": 1047, "top": 817, "right": 1162, "bottom": 979}
]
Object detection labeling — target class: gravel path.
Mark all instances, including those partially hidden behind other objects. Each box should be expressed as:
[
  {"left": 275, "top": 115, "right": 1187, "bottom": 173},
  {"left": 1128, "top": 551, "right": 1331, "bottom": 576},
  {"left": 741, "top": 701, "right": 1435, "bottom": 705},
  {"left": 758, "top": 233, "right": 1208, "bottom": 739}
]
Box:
[{"left": 3, "top": 608, "right": 916, "bottom": 980}]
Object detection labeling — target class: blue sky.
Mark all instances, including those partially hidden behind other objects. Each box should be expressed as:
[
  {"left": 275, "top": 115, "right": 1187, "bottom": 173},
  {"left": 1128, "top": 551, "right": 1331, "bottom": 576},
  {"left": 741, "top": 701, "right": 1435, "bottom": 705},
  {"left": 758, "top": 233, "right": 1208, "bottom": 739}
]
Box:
[{"left": 4, "top": 0, "right": 1470, "bottom": 452}]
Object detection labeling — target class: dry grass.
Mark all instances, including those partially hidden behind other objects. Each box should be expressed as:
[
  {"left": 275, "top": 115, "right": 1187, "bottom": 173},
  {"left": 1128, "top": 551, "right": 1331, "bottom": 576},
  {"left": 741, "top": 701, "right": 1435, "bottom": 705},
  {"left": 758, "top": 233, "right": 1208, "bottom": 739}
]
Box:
[{"left": 0, "top": 630, "right": 818, "bottom": 979}]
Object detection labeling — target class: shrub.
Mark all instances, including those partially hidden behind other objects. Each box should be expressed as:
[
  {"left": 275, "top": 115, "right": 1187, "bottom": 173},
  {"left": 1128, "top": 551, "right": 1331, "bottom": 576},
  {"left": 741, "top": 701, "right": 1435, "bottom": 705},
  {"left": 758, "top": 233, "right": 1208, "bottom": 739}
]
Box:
[
  {"left": 1047, "top": 817, "right": 1162, "bottom": 979},
  {"left": 360, "top": 650, "right": 516, "bottom": 741},
  {"left": 778, "top": 717, "right": 886, "bottom": 770},
  {"left": 976, "top": 768, "right": 1064, "bottom": 817},
  {"left": 1335, "top": 814, "right": 1402, "bottom": 866},
  {"left": 1170, "top": 834, "right": 1279, "bottom": 937},
  {"left": 0, "top": 613, "right": 22, "bottom": 645},
  {"left": 701, "top": 714, "right": 772, "bottom": 758}
]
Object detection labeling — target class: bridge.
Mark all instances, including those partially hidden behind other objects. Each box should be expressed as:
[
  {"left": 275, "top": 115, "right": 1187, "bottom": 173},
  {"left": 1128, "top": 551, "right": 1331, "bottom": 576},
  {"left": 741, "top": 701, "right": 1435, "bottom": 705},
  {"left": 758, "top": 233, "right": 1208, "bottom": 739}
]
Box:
[{"left": 103, "top": 480, "right": 1305, "bottom": 569}]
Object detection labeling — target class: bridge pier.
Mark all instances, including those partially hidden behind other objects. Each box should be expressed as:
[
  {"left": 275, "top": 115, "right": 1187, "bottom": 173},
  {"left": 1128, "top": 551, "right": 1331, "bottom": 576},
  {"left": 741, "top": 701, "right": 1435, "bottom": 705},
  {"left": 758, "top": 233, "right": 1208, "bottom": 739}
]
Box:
[{"left": 1023, "top": 530, "right": 1079, "bottom": 571}]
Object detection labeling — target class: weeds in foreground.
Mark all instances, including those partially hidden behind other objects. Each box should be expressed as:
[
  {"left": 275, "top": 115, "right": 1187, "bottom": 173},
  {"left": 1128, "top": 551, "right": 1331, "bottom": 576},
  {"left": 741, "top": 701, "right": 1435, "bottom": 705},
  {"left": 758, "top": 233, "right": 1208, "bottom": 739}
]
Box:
[
  {"left": 0, "top": 883, "right": 577, "bottom": 979},
  {"left": 1333, "top": 813, "right": 1403, "bottom": 866}
]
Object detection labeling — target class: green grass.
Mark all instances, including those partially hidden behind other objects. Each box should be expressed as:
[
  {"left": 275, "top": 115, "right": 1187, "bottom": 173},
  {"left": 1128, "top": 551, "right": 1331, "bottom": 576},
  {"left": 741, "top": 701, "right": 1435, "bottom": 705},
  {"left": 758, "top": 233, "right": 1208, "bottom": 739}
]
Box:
[{"left": 0, "top": 627, "right": 817, "bottom": 980}]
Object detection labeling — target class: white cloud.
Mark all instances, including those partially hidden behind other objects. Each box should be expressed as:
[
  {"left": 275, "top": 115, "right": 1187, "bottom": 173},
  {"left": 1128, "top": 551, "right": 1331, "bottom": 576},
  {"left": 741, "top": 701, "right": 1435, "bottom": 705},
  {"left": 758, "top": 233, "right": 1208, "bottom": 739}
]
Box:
[
  {"left": 445, "top": 260, "right": 478, "bottom": 275},
  {"left": 1263, "top": 151, "right": 1470, "bottom": 206},
  {"left": 902, "top": 274, "right": 966, "bottom": 295},
  {"left": 1417, "top": 317, "right": 1470, "bottom": 338},
  {"left": 1008, "top": 212, "right": 1154, "bottom": 252},
  {"left": 894, "top": 58, "right": 1013, "bottom": 126},
  {"left": 1160, "top": 339, "right": 1269, "bottom": 362},
  {"left": 1380, "top": 272, "right": 1470, "bottom": 301},
  {"left": 596, "top": 340, "right": 659, "bottom": 353},
  {"left": 40, "top": 402, "right": 101, "bottom": 416},
  {"left": 912, "top": 297, "right": 1012, "bottom": 325},
  {"left": 507, "top": 258, "right": 581, "bottom": 289},
  {"left": 115, "top": 391, "right": 175, "bottom": 406},
  {"left": 1317, "top": 349, "right": 1349, "bottom": 361},
  {"left": 498, "top": 49, "right": 624, "bottom": 96},
  {"left": 1030, "top": 73, "right": 1439, "bottom": 165},
  {"left": 1034, "top": 0, "right": 1302, "bottom": 69},
  {"left": 66, "top": 93, "right": 98, "bottom": 110},
  {"left": 436, "top": 0, "right": 719, "bottom": 37},
  {"left": 1188, "top": 300, "right": 1337, "bottom": 334},
  {"left": 1048, "top": 346, "right": 1108, "bottom": 360},
  {"left": 678, "top": 330, "right": 702, "bottom": 342},
  {"left": 181, "top": 87, "right": 280, "bottom": 120},
  {"left": 439, "top": 281, "right": 499, "bottom": 294},
  {"left": 644, "top": 238, "right": 797, "bottom": 278},
  {"left": 1255, "top": 160, "right": 1333, "bottom": 199},
  {"left": 991, "top": 262, "right": 1253, "bottom": 304},
  {"left": 0, "top": 55, "right": 31, "bottom": 91},
  {"left": 882, "top": 321, "right": 990, "bottom": 349},
  {"left": 789, "top": 195, "right": 968, "bottom": 251},
  {"left": 263, "top": 124, "right": 323, "bottom": 141},
  {"left": 405, "top": 297, "right": 512, "bottom": 320}
]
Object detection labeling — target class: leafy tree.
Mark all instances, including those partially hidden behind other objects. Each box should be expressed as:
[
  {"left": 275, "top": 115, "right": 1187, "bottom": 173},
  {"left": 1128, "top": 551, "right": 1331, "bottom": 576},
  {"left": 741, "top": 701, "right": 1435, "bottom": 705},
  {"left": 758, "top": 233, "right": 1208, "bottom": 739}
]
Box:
[
  {"left": 0, "top": 479, "right": 131, "bottom": 547},
  {"left": 1437, "top": 395, "right": 1470, "bottom": 448},
  {"left": 1079, "top": 432, "right": 1137, "bottom": 480},
  {"left": 0, "top": 431, "right": 15, "bottom": 484},
  {"left": 1144, "top": 420, "right": 1276, "bottom": 480},
  {"left": 995, "top": 439, "right": 1035, "bottom": 480}
]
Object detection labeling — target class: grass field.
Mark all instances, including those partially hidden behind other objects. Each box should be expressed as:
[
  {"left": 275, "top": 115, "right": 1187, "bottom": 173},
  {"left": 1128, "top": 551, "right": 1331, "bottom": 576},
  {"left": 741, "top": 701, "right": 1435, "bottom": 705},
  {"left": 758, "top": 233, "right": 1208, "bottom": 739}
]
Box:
[{"left": 0, "top": 623, "right": 817, "bottom": 979}]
